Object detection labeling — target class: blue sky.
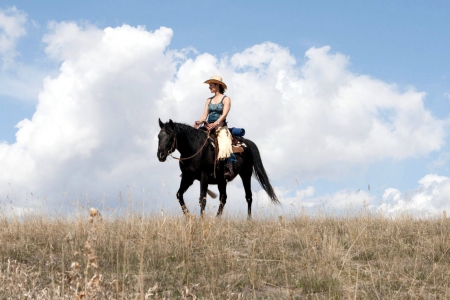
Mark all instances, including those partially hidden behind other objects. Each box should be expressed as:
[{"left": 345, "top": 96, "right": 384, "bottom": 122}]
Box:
[{"left": 1, "top": 1, "right": 450, "bottom": 216}]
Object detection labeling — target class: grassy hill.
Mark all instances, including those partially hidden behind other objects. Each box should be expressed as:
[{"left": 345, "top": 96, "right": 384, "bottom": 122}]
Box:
[{"left": 1, "top": 209, "right": 449, "bottom": 299}]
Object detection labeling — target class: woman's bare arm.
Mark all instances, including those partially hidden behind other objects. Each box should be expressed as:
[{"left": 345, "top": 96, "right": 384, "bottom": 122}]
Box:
[{"left": 193, "top": 98, "right": 211, "bottom": 128}]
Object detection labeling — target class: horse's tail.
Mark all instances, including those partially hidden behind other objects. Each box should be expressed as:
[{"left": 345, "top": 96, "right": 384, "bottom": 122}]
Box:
[{"left": 246, "top": 139, "right": 280, "bottom": 205}]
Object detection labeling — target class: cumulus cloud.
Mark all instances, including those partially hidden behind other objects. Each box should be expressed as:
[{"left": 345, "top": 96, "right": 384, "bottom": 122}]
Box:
[
  {"left": 0, "top": 6, "right": 27, "bottom": 69},
  {"left": 378, "top": 174, "right": 450, "bottom": 216},
  {"left": 1, "top": 23, "right": 177, "bottom": 204},
  {"left": 250, "top": 174, "right": 450, "bottom": 217},
  {"left": 166, "top": 43, "right": 446, "bottom": 181},
  {"left": 250, "top": 185, "right": 373, "bottom": 216},
  {"left": 0, "top": 21, "right": 447, "bottom": 211}
]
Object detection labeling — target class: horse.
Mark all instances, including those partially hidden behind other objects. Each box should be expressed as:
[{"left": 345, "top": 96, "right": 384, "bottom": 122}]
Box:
[{"left": 157, "top": 119, "right": 279, "bottom": 217}]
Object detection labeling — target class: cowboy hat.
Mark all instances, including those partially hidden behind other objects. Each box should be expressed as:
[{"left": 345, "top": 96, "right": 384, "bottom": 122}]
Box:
[{"left": 204, "top": 76, "right": 227, "bottom": 90}]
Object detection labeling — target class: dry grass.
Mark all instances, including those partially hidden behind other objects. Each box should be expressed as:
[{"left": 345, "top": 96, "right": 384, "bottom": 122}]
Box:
[{"left": 1, "top": 207, "right": 450, "bottom": 299}]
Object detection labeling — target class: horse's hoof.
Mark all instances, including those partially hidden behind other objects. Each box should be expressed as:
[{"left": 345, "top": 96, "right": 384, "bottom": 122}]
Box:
[{"left": 181, "top": 205, "right": 190, "bottom": 216}]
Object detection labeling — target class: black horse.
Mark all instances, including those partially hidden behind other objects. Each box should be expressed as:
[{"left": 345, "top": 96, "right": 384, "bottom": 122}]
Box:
[{"left": 157, "top": 119, "right": 279, "bottom": 217}]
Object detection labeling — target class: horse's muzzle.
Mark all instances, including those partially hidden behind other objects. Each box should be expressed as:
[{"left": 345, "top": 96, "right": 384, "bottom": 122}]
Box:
[{"left": 157, "top": 151, "right": 167, "bottom": 162}]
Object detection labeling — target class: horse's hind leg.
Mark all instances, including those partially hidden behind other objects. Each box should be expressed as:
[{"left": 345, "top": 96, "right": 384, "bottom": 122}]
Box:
[
  {"left": 216, "top": 180, "right": 227, "bottom": 216},
  {"left": 177, "top": 175, "right": 194, "bottom": 215},
  {"left": 240, "top": 172, "right": 253, "bottom": 219}
]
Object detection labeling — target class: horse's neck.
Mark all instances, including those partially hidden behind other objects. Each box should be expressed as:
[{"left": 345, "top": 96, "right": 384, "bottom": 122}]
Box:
[{"left": 175, "top": 124, "right": 207, "bottom": 156}]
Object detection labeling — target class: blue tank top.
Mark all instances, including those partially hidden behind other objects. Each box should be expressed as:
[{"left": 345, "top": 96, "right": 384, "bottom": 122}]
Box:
[{"left": 207, "top": 95, "right": 226, "bottom": 123}]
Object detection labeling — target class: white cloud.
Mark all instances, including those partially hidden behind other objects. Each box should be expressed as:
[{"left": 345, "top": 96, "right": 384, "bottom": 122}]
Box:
[
  {"left": 0, "top": 6, "right": 27, "bottom": 69},
  {"left": 0, "top": 21, "right": 447, "bottom": 211},
  {"left": 247, "top": 174, "right": 450, "bottom": 218},
  {"left": 0, "top": 205, "right": 36, "bottom": 218},
  {"left": 1, "top": 23, "right": 178, "bottom": 204},
  {"left": 428, "top": 151, "right": 450, "bottom": 171},
  {"left": 0, "top": 64, "right": 51, "bottom": 102},
  {"left": 165, "top": 43, "right": 446, "bottom": 181},
  {"left": 378, "top": 174, "right": 450, "bottom": 216},
  {"left": 264, "top": 186, "right": 373, "bottom": 215}
]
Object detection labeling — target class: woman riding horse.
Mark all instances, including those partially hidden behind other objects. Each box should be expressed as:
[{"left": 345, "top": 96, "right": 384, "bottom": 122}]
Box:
[
  {"left": 194, "top": 76, "right": 234, "bottom": 179},
  {"left": 157, "top": 76, "right": 279, "bottom": 217}
]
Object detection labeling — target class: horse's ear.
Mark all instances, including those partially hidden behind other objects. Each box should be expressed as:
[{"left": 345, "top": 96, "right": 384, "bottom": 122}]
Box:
[
  {"left": 158, "top": 118, "right": 164, "bottom": 129},
  {"left": 168, "top": 119, "right": 174, "bottom": 129}
]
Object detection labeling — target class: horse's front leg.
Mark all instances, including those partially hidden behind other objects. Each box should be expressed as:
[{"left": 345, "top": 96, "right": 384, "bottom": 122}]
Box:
[
  {"left": 177, "top": 175, "right": 194, "bottom": 215},
  {"left": 216, "top": 179, "right": 227, "bottom": 216},
  {"left": 199, "top": 172, "right": 209, "bottom": 217}
]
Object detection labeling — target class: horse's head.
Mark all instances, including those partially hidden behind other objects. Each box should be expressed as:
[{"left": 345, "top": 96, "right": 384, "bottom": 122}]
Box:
[{"left": 157, "top": 118, "right": 176, "bottom": 162}]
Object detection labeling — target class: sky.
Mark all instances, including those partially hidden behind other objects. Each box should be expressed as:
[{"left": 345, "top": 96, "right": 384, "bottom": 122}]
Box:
[{"left": 0, "top": 1, "right": 450, "bottom": 217}]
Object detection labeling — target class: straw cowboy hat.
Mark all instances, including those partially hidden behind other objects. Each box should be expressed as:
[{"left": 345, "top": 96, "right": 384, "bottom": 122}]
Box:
[{"left": 204, "top": 76, "right": 227, "bottom": 90}]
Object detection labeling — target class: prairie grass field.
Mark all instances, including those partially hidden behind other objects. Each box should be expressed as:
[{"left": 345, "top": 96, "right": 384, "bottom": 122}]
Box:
[{"left": 1, "top": 206, "right": 450, "bottom": 299}]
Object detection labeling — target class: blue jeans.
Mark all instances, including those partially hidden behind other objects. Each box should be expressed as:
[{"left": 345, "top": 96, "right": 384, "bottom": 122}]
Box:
[{"left": 227, "top": 153, "right": 236, "bottom": 164}]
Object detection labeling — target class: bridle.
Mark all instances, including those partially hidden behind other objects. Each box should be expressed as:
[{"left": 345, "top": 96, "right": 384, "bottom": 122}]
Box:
[
  {"left": 161, "top": 128, "right": 177, "bottom": 154},
  {"left": 160, "top": 127, "right": 210, "bottom": 162}
]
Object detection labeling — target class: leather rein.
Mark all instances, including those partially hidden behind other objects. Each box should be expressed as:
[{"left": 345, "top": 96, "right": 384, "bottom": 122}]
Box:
[{"left": 161, "top": 127, "right": 210, "bottom": 162}]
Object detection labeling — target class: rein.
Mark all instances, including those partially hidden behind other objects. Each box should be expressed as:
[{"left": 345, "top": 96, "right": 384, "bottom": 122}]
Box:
[{"left": 161, "top": 127, "right": 210, "bottom": 162}]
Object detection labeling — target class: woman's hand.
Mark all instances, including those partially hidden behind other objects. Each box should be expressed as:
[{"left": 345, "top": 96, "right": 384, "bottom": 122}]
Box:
[
  {"left": 193, "top": 120, "right": 202, "bottom": 129},
  {"left": 206, "top": 121, "right": 219, "bottom": 131}
]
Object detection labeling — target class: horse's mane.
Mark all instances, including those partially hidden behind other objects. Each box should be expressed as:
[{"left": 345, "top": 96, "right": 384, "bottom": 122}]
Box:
[{"left": 172, "top": 122, "right": 208, "bottom": 145}]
